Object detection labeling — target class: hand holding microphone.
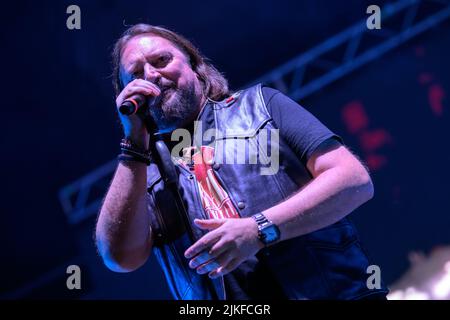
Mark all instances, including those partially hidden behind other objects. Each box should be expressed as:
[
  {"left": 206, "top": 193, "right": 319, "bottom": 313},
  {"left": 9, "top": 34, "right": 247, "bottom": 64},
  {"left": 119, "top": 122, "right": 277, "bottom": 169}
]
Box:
[
  {"left": 117, "top": 79, "right": 161, "bottom": 115},
  {"left": 119, "top": 94, "right": 148, "bottom": 115},
  {"left": 115, "top": 79, "right": 161, "bottom": 148}
]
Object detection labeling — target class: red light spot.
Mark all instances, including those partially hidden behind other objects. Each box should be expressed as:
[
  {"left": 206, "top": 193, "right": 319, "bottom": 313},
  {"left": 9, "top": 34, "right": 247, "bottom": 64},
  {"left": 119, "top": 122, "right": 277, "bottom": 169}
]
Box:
[
  {"left": 366, "top": 154, "right": 387, "bottom": 171},
  {"left": 341, "top": 101, "right": 368, "bottom": 134},
  {"left": 359, "top": 129, "right": 392, "bottom": 152},
  {"left": 418, "top": 72, "right": 433, "bottom": 85},
  {"left": 428, "top": 84, "right": 446, "bottom": 117}
]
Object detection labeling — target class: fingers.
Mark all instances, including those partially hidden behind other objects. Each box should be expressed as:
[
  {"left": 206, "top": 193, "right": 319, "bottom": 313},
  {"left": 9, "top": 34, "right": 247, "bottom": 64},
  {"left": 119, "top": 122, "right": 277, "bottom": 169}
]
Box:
[
  {"left": 116, "top": 79, "right": 161, "bottom": 107},
  {"left": 194, "top": 218, "right": 227, "bottom": 230},
  {"left": 187, "top": 237, "right": 237, "bottom": 278},
  {"left": 132, "top": 79, "right": 161, "bottom": 94},
  {"left": 208, "top": 238, "right": 232, "bottom": 258},
  {"left": 184, "top": 231, "right": 221, "bottom": 259},
  {"left": 188, "top": 239, "right": 231, "bottom": 269},
  {"left": 195, "top": 253, "right": 234, "bottom": 275},
  {"left": 125, "top": 86, "right": 157, "bottom": 98},
  {"left": 188, "top": 251, "right": 213, "bottom": 269},
  {"left": 209, "top": 258, "right": 241, "bottom": 279}
]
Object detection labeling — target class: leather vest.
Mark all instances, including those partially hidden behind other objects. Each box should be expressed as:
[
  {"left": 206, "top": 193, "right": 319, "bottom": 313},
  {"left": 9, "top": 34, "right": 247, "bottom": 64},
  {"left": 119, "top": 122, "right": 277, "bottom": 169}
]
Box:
[{"left": 146, "top": 84, "right": 388, "bottom": 300}]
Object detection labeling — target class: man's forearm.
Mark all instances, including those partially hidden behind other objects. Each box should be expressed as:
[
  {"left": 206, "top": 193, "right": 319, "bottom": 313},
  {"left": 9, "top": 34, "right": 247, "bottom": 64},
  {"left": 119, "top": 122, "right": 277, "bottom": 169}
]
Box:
[
  {"left": 96, "top": 161, "right": 153, "bottom": 272},
  {"left": 263, "top": 165, "right": 374, "bottom": 242}
]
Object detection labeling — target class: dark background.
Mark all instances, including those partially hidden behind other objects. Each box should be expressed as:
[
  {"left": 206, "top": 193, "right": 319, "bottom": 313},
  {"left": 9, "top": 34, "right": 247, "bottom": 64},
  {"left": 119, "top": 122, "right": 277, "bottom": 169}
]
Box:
[{"left": 1, "top": 0, "right": 449, "bottom": 299}]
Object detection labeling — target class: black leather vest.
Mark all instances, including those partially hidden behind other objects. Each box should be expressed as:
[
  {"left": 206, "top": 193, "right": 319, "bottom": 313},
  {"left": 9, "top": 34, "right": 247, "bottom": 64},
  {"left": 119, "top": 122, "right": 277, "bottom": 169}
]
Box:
[{"left": 146, "top": 84, "right": 388, "bottom": 300}]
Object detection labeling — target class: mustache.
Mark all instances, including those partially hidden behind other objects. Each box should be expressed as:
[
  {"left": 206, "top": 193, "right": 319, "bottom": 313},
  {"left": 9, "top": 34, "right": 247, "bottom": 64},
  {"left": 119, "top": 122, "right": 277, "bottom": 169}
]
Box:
[
  {"left": 153, "top": 79, "right": 176, "bottom": 93},
  {"left": 148, "top": 81, "right": 177, "bottom": 110}
]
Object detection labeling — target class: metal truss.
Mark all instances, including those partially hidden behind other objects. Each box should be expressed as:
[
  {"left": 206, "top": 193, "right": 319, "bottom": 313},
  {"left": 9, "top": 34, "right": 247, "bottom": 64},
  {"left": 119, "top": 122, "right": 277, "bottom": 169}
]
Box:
[
  {"left": 58, "top": 160, "right": 117, "bottom": 224},
  {"left": 59, "top": 0, "right": 450, "bottom": 225},
  {"left": 249, "top": 0, "right": 450, "bottom": 100}
]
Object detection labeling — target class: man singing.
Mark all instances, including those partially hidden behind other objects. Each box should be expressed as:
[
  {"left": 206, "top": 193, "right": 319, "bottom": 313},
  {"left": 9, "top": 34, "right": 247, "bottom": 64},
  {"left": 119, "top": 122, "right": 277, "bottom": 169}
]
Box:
[{"left": 95, "top": 24, "right": 388, "bottom": 300}]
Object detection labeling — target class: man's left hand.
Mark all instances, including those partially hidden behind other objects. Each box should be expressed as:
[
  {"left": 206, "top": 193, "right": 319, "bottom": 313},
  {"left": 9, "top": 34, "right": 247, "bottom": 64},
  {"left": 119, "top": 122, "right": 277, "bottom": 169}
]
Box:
[{"left": 184, "top": 218, "right": 264, "bottom": 279}]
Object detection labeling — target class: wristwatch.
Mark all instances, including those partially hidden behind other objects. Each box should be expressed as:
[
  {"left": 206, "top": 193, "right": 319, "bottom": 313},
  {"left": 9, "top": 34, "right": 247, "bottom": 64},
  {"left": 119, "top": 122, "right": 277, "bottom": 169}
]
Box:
[{"left": 252, "top": 213, "right": 281, "bottom": 246}]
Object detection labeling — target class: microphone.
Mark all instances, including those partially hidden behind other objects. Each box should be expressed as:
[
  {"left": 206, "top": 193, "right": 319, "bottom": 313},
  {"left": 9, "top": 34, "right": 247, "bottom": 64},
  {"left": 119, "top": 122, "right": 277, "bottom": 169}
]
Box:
[{"left": 119, "top": 94, "right": 155, "bottom": 115}]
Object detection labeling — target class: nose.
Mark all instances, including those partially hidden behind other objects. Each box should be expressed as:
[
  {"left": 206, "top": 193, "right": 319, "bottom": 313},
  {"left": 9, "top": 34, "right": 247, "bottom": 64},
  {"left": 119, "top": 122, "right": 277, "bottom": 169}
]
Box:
[{"left": 143, "top": 63, "right": 161, "bottom": 84}]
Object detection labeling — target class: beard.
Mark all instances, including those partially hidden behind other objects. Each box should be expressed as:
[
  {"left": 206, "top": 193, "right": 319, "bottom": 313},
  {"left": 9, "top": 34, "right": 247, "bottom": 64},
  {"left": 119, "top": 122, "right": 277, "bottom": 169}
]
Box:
[{"left": 147, "top": 81, "right": 201, "bottom": 134}]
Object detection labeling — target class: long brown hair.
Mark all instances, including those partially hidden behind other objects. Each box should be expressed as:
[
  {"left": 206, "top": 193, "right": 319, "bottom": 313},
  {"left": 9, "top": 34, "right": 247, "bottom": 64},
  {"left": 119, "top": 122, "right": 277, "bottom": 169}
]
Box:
[{"left": 112, "top": 24, "right": 230, "bottom": 100}]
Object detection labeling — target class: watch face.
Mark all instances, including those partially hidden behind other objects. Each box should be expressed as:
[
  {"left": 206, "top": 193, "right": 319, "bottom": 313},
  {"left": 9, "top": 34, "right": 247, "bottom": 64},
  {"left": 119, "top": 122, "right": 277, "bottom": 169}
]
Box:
[{"left": 262, "top": 224, "right": 280, "bottom": 244}]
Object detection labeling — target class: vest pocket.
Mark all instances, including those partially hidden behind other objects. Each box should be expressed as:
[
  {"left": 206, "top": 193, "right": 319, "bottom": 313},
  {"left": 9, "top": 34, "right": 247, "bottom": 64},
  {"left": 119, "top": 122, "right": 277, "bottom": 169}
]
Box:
[
  {"left": 303, "top": 220, "right": 376, "bottom": 299},
  {"left": 305, "top": 240, "right": 374, "bottom": 299}
]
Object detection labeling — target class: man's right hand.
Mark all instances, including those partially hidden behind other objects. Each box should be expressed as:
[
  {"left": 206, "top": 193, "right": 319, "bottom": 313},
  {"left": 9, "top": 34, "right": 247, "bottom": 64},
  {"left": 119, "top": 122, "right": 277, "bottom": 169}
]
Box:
[{"left": 115, "top": 79, "right": 161, "bottom": 149}]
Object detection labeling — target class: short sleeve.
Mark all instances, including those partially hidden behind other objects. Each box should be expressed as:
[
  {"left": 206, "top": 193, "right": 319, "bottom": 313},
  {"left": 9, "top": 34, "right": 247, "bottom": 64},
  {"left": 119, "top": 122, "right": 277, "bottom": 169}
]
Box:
[{"left": 262, "top": 86, "right": 343, "bottom": 165}]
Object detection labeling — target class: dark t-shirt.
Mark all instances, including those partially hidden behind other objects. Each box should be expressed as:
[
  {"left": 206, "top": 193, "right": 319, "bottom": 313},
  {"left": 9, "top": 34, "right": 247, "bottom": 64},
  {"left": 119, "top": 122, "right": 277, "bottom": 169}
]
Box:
[{"left": 195, "top": 86, "right": 342, "bottom": 299}]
